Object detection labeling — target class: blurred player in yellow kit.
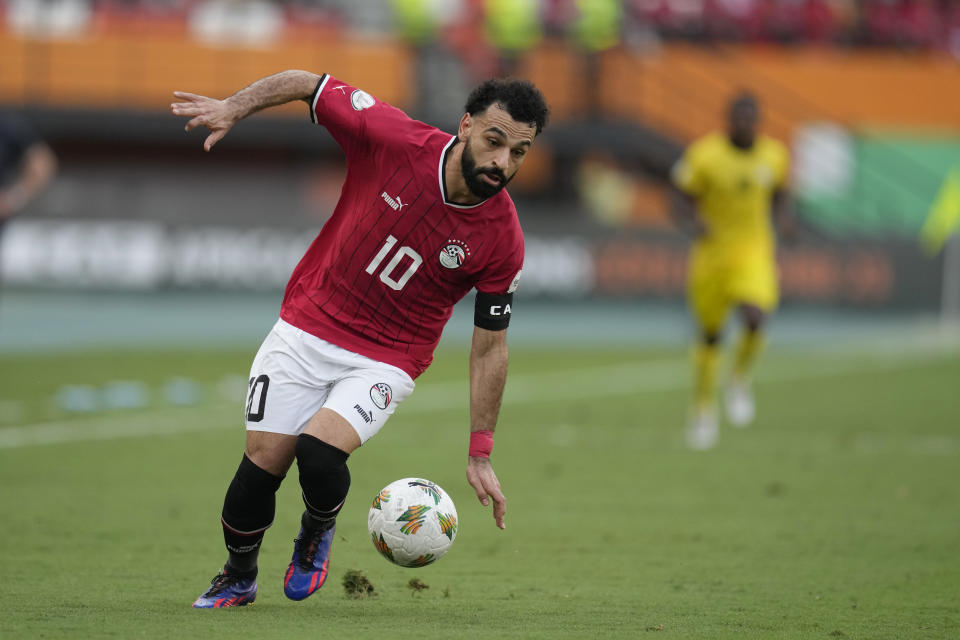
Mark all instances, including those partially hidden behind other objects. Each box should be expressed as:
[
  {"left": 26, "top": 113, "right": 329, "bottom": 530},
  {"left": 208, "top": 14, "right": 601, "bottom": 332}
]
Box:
[{"left": 670, "top": 93, "right": 795, "bottom": 449}]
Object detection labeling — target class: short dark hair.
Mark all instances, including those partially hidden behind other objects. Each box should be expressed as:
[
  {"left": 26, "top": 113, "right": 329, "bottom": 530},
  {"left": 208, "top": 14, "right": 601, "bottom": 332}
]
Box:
[
  {"left": 729, "top": 91, "right": 759, "bottom": 116},
  {"left": 464, "top": 79, "right": 549, "bottom": 136}
]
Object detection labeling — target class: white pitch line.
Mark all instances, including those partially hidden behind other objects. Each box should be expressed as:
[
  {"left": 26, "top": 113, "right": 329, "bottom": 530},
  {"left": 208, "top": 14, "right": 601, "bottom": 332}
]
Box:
[
  {"left": 0, "top": 406, "right": 239, "bottom": 449},
  {"left": 0, "top": 351, "right": 953, "bottom": 450}
]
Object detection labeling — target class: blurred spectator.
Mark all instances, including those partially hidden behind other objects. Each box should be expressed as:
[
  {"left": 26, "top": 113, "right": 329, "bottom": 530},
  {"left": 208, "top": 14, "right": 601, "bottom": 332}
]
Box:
[
  {"left": 571, "top": 0, "right": 622, "bottom": 52},
  {"left": 390, "top": 0, "right": 441, "bottom": 44},
  {"left": 10, "top": 0, "right": 959, "bottom": 57},
  {"left": 541, "top": 0, "right": 577, "bottom": 36},
  {"left": 623, "top": 0, "right": 959, "bottom": 52},
  {"left": 948, "top": 3, "right": 960, "bottom": 58},
  {"left": 631, "top": 0, "right": 708, "bottom": 40},
  {"left": 334, "top": 0, "right": 393, "bottom": 36},
  {"left": 484, "top": 0, "right": 543, "bottom": 76},
  {"left": 188, "top": 0, "right": 284, "bottom": 46},
  {"left": 6, "top": 0, "right": 92, "bottom": 37},
  {"left": 570, "top": 0, "right": 623, "bottom": 117},
  {"left": 390, "top": 0, "right": 472, "bottom": 126},
  {"left": 887, "top": 0, "right": 939, "bottom": 48},
  {"left": 706, "top": 0, "right": 766, "bottom": 41},
  {"left": 0, "top": 113, "right": 57, "bottom": 243},
  {"left": 93, "top": 0, "right": 191, "bottom": 15}
]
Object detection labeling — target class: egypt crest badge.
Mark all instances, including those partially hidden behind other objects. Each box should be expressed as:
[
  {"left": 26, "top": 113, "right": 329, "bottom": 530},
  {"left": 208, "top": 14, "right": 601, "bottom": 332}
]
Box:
[{"left": 439, "top": 239, "right": 470, "bottom": 269}]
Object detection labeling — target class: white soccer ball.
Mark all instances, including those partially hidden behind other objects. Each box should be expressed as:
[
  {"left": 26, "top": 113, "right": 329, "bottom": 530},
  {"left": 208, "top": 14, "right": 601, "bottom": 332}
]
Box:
[{"left": 368, "top": 477, "right": 458, "bottom": 568}]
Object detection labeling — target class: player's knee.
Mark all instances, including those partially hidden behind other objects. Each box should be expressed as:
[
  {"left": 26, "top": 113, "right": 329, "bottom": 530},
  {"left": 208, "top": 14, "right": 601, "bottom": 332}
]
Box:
[
  {"left": 741, "top": 307, "right": 765, "bottom": 332},
  {"left": 244, "top": 430, "right": 297, "bottom": 477},
  {"left": 296, "top": 434, "right": 350, "bottom": 489},
  {"left": 701, "top": 331, "right": 722, "bottom": 346}
]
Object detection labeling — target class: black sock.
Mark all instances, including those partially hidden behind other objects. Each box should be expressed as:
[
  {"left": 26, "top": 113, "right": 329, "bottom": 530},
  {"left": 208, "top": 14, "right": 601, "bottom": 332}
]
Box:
[
  {"left": 295, "top": 433, "right": 350, "bottom": 534},
  {"left": 220, "top": 454, "right": 283, "bottom": 577}
]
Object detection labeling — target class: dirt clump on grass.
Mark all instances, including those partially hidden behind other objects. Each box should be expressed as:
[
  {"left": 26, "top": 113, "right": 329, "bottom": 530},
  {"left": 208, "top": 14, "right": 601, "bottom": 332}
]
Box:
[
  {"left": 407, "top": 578, "right": 430, "bottom": 595},
  {"left": 342, "top": 570, "right": 376, "bottom": 599}
]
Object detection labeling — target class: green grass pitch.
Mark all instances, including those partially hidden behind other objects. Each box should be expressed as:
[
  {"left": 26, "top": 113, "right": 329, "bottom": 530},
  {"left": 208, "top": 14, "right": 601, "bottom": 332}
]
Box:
[{"left": 0, "top": 343, "right": 957, "bottom": 639}]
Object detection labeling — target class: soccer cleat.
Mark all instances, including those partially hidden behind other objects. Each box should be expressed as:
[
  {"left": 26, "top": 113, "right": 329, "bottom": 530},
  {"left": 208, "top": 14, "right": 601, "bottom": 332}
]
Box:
[
  {"left": 686, "top": 406, "right": 719, "bottom": 450},
  {"left": 192, "top": 569, "right": 257, "bottom": 608},
  {"left": 725, "top": 379, "right": 755, "bottom": 427},
  {"left": 283, "top": 523, "right": 335, "bottom": 601}
]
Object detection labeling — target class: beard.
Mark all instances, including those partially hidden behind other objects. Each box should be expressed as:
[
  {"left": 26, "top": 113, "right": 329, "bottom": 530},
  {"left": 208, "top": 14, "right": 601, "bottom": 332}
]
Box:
[{"left": 461, "top": 139, "right": 512, "bottom": 200}]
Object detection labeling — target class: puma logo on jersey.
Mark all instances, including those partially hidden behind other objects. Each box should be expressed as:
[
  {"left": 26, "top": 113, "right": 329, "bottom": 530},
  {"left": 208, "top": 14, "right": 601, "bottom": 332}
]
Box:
[
  {"left": 333, "top": 85, "right": 349, "bottom": 94},
  {"left": 381, "top": 191, "right": 406, "bottom": 212}
]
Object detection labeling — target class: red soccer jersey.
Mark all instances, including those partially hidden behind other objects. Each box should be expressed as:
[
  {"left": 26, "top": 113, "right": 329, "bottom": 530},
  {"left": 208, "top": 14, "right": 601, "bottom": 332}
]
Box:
[{"left": 280, "top": 74, "right": 525, "bottom": 379}]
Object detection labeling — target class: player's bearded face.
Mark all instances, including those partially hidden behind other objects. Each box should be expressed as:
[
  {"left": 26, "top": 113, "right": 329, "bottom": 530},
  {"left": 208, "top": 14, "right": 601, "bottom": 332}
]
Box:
[{"left": 461, "top": 137, "right": 512, "bottom": 199}]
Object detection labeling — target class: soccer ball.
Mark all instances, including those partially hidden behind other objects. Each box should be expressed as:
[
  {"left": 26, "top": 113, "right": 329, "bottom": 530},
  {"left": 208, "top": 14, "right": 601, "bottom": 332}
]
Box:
[{"left": 368, "top": 477, "right": 458, "bottom": 568}]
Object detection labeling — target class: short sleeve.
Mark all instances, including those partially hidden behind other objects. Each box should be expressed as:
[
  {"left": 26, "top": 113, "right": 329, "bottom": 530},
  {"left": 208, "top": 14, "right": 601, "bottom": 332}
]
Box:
[
  {"left": 671, "top": 139, "right": 710, "bottom": 197},
  {"left": 476, "top": 227, "right": 525, "bottom": 296},
  {"left": 308, "top": 74, "right": 414, "bottom": 158}
]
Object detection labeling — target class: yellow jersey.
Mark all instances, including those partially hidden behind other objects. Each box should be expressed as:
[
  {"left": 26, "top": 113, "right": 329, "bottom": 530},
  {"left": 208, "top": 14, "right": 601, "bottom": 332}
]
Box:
[{"left": 672, "top": 132, "right": 789, "bottom": 264}]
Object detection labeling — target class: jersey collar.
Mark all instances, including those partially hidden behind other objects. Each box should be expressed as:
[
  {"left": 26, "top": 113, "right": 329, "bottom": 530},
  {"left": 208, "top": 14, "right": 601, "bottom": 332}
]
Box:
[{"left": 438, "top": 136, "right": 492, "bottom": 210}]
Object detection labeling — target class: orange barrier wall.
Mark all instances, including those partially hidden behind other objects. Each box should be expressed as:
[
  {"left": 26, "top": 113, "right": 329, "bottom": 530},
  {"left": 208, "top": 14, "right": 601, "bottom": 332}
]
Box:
[
  {"left": 516, "top": 42, "right": 960, "bottom": 142},
  {"left": 2, "top": 28, "right": 958, "bottom": 140},
  {"left": 0, "top": 28, "right": 413, "bottom": 114},
  {"left": 603, "top": 44, "right": 960, "bottom": 142}
]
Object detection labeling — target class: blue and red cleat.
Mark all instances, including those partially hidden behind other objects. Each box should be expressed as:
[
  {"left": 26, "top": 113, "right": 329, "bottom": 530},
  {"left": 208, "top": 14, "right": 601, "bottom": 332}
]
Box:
[
  {"left": 193, "top": 569, "right": 257, "bottom": 608},
  {"left": 283, "top": 523, "right": 335, "bottom": 601}
]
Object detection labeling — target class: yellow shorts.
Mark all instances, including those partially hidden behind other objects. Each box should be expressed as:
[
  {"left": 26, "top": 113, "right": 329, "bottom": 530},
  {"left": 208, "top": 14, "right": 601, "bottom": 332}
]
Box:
[{"left": 687, "top": 253, "right": 779, "bottom": 335}]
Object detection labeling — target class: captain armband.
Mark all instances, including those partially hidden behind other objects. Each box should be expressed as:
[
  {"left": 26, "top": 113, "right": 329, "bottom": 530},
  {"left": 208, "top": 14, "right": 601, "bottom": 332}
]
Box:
[{"left": 474, "top": 291, "right": 513, "bottom": 331}]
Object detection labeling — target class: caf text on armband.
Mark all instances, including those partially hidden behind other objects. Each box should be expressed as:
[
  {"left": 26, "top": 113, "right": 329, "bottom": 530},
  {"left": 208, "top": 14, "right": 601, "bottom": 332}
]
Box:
[{"left": 474, "top": 291, "right": 513, "bottom": 331}]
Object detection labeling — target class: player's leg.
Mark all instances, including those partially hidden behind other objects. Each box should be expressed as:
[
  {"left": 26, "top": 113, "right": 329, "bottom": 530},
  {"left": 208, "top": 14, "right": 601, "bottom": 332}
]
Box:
[
  {"left": 686, "top": 269, "right": 729, "bottom": 450},
  {"left": 296, "top": 408, "right": 360, "bottom": 532},
  {"left": 193, "top": 431, "right": 294, "bottom": 609},
  {"left": 283, "top": 350, "right": 414, "bottom": 601},
  {"left": 693, "top": 328, "right": 724, "bottom": 419},
  {"left": 724, "top": 261, "right": 778, "bottom": 427},
  {"left": 689, "top": 330, "right": 722, "bottom": 449},
  {"left": 725, "top": 304, "right": 766, "bottom": 426},
  {"left": 221, "top": 431, "right": 295, "bottom": 575},
  {"left": 194, "top": 320, "right": 329, "bottom": 608},
  {"left": 733, "top": 303, "right": 767, "bottom": 378},
  {"left": 281, "top": 409, "right": 355, "bottom": 601}
]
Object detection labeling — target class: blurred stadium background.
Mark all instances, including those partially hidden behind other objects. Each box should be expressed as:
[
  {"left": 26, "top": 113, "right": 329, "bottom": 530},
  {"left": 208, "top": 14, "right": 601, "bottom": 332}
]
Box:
[
  {"left": 1, "top": 0, "right": 959, "bottom": 354},
  {"left": 2, "top": 2, "right": 960, "bottom": 637}
]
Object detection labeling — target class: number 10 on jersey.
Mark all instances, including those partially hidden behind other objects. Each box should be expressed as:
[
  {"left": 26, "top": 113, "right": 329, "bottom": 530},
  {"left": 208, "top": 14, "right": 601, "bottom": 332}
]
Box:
[{"left": 366, "top": 235, "right": 423, "bottom": 291}]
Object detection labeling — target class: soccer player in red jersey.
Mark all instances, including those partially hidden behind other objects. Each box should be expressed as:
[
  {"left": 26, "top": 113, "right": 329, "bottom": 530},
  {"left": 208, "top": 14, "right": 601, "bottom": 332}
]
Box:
[{"left": 171, "top": 70, "right": 548, "bottom": 607}]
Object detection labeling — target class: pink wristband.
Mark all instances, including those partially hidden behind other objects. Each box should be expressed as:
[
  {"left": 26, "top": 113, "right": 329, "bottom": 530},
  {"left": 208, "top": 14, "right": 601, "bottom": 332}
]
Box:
[{"left": 469, "top": 430, "right": 494, "bottom": 458}]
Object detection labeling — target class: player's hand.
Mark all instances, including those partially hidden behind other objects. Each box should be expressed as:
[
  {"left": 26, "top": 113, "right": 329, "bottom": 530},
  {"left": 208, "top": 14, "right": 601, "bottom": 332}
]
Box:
[
  {"left": 466, "top": 456, "right": 506, "bottom": 530},
  {"left": 170, "top": 91, "right": 237, "bottom": 151}
]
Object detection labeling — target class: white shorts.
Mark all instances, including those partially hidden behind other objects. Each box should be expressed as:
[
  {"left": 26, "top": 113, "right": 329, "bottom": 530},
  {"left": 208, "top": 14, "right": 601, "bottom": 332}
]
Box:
[{"left": 244, "top": 319, "right": 415, "bottom": 444}]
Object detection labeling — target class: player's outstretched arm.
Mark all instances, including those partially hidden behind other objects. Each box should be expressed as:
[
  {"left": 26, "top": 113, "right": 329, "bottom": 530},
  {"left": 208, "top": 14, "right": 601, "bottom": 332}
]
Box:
[
  {"left": 466, "top": 326, "right": 509, "bottom": 530},
  {"left": 171, "top": 70, "right": 321, "bottom": 151},
  {"left": 0, "top": 141, "right": 56, "bottom": 218}
]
